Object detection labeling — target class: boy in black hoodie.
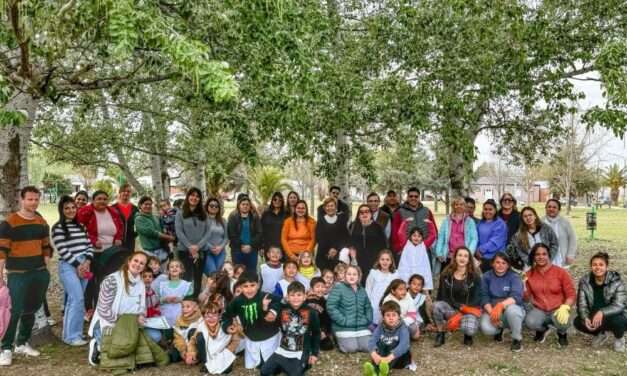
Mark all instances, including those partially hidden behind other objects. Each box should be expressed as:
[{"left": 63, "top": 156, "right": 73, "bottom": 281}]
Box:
[
  {"left": 221, "top": 272, "right": 281, "bottom": 369},
  {"left": 306, "top": 277, "right": 334, "bottom": 350},
  {"left": 261, "top": 281, "right": 321, "bottom": 376}
]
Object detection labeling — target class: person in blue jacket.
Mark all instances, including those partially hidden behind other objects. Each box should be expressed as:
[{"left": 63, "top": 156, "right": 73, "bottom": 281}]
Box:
[
  {"left": 479, "top": 252, "right": 525, "bottom": 352},
  {"left": 474, "top": 199, "right": 508, "bottom": 272},
  {"left": 434, "top": 197, "right": 478, "bottom": 273}
]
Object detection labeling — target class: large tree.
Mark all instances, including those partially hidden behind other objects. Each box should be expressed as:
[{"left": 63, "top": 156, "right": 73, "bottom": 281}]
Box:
[{"left": 0, "top": 1, "right": 237, "bottom": 217}]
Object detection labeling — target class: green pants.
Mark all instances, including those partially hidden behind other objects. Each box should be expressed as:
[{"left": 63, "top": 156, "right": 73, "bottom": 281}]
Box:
[{"left": 1, "top": 269, "right": 50, "bottom": 350}]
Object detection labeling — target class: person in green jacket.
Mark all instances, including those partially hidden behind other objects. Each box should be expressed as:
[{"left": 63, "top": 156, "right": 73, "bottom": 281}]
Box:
[
  {"left": 327, "top": 265, "right": 373, "bottom": 353},
  {"left": 135, "top": 197, "right": 175, "bottom": 269}
]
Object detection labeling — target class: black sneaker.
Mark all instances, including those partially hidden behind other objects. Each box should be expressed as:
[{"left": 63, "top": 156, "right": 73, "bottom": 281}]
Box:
[
  {"left": 511, "top": 339, "right": 523, "bottom": 352},
  {"left": 534, "top": 329, "right": 550, "bottom": 343},
  {"left": 494, "top": 330, "right": 504, "bottom": 342},
  {"left": 88, "top": 339, "right": 100, "bottom": 366},
  {"left": 558, "top": 333, "right": 568, "bottom": 348},
  {"left": 463, "top": 335, "right": 473, "bottom": 346},
  {"left": 434, "top": 332, "right": 446, "bottom": 347}
]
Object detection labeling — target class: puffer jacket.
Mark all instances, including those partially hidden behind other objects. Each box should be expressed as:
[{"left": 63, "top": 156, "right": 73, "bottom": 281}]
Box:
[
  {"left": 326, "top": 282, "right": 373, "bottom": 333},
  {"left": 577, "top": 271, "right": 627, "bottom": 319},
  {"left": 509, "top": 224, "right": 559, "bottom": 270}
]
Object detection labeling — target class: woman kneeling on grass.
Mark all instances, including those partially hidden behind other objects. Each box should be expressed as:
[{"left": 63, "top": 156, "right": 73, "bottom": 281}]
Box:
[
  {"left": 88, "top": 251, "right": 168, "bottom": 371},
  {"left": 433, "top": 247, "right": 482, "bottom": 347},
  {"left": 479, "top": 252, "right": 525, "bottom": 352},
  {"left": 524, "top": 243, "right": 575, "bottom": 347},
  {"left": 575, "top": 252, "right": 627, "bottom": 352}
]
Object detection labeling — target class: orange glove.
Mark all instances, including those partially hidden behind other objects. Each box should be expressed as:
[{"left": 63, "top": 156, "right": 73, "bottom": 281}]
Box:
[
  {"left": 447, "top": 312, "right": 463, "bottom": 331},
  {"left": 460, "top": 305, "right": 481, "bottom": 318},
  {"left": 490, "top": 303, "right": 505, "bottom": 325}
]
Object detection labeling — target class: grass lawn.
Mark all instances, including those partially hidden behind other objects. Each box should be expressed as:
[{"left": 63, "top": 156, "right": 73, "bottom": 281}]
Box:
[{"left": 5, "top": 202, "right": 627, "bottom": 375}]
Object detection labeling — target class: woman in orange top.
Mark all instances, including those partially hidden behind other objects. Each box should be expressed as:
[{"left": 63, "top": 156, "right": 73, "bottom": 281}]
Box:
[{"left": 281, "top": 200, "right": 317, "bottom": 262}]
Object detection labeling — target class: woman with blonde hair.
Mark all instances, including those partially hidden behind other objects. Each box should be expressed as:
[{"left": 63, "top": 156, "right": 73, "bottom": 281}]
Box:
[{"left": 434, "top": 197, "right": 478, "bottom": 271}]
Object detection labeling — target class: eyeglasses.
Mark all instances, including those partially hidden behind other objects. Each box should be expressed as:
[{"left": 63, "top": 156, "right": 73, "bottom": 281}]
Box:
[
  {"left": 358, "top": 210, "right": 371, "bottom": 215},
  {"left": 502, "top": 198, "right": 513, "bottom": 203},
  {"left": 204, "top": 312, "right": 220, "bottom": 318},
  {"left": 208, "top": 204, "right": 219, "bottom": 209}
]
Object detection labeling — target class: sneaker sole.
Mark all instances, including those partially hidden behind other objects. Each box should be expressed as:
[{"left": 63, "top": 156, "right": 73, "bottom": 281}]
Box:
[{"left": 88, "top": 340, "right": 98, "bottom": 367}]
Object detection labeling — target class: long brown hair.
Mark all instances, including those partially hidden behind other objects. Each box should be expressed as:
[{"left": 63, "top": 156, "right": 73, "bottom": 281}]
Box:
[
  {"left": 518, "top": 206, "right": 543, "bottom": 251},
  {"left": 442, "top": 246, "right": 478, "bottom": 280},
  {"left": 204, "top": 197, "right": 224, "bottom": 226},
  {"left": 182, "top": 187, "right": 207, "bottom": 220},
  {"left": 121, "top": 251, "right": 148, "bottom": 294},
  {"left": 291, "top": 199, "right": 312, "bottom": 230}
]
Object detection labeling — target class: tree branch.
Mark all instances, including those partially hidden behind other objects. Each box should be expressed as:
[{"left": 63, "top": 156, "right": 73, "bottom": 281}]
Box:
[
  {"left": 9, "top": 0, "right": 32, "bottom": 79},
  {"left": 58, "top": 72, "right": 177, "bottom": 93}
]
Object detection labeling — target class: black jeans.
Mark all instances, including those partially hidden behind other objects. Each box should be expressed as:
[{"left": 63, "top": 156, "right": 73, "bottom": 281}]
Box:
[
  {"left": 260, "top": 352, "right": 311, "bottom": 376},
  {"left": 574, "top": 314, "right": 627, "bottom": 339},
  {"left": 178, "top": 250, "right": 204, "bottom": 298}
]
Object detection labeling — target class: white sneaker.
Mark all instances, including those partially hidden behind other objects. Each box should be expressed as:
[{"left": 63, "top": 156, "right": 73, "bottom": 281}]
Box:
[
  {"left": 591, "top": 331, "right": 609, "bottom": 348},
  {"left": 0, "top": 350, "right": 12, "bottom": 366},
  {"left": 14, "top": 343, "right": 40, "bottom": 357},
  {"left": 67, "top": 338, "right": 89, "bottom": 347},
  {"left": 88, "top": 339, "right": 100, "bottom": 367},
  {"left": 614, "top": 336, "right": 625, "bottom": 353}
]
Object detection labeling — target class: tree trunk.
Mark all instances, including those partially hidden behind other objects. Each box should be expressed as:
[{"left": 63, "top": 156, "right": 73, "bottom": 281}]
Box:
[
  {"left": 151, "top": 154, "right": 164, "bottom": 203},
  {"left": 161, "top": 157, "right": 170, "bottom": 199},
  {"left": 0, "top": 93, "right": 38, "bottom": 220},
  {"left": 113, "top": 148, "right": 145, "bottom": 195},
  {"left": 335, "top": 128, "right": 352, "bottom": 217}
]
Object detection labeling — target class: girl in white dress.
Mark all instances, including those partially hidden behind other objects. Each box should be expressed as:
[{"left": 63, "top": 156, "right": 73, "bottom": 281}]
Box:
[
  {"left": 397, "top": 227, "right": 434, "bottom": 291},
  {"left": 160, "top": 259, "right": 193, "bottom": 326},
  {"left": 365, "top": 249, "right": 398, "bottom": 325}
]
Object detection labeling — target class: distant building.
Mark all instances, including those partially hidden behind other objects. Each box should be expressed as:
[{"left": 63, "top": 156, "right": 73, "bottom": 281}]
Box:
[{"left": 470, "top": 177, "right": 550, "bottom": 204}]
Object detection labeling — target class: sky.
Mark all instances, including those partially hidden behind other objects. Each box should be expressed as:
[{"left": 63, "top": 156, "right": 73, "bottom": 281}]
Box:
[{"left": 475, "top": 74, "right": 626, "bottom": 168}]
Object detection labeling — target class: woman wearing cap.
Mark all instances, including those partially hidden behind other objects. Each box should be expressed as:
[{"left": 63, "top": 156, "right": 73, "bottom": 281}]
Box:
[
  {"left": 524, "top": 243, "right": 576, "bottom": 348},
  {"left": 479, "top": 252, "right": 525, "bottom": 352},
  {"left": 575, "top": 252, "right": 627, "bottom": 352},
  {"left": 510, "top": 207, "right": 559, "bottom": 271},
  {"left": 475, "top": 199, "right": 508, "bottom": 272},
  {"left": 497, "top": 192, "right": 520, "bottom": 244}
]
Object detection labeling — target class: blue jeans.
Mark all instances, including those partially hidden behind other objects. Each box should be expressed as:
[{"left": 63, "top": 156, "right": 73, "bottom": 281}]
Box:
[
  {"left": 232, "top": 249, "right": 258, "bottom": 272},
  {"left": 59, "top": 261, "right": 88, "bottom": 343},
  {"left": 203, "top": 250, "right": 226, "bottom": 276},
  {"left": 145, "top": 328, "right": 162, "bottom": 343}
]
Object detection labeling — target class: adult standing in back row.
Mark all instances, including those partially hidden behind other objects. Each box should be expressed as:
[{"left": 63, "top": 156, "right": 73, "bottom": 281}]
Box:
[
  {"left": 175, "top": 187, "right": 210, "bottom": 296},
  {"left": 543, "top": 199, "right": 577, "bottom": 267},
  {"left": 497, "top": 192, "right": 520, "bottom": 244},
  {"left": 281, "top": 200, "right": 317, "bottom": 262},
  {"left": 317, "top": 186, "right": 350, "bottom": 222},
  {"left": 227, "top": 196, "right": 263, "bottom": 272},
  {"left": 111, "top": 183, "right": 139, "bottom": 252},
  {"left": 391, "top": 188, "right": 437, "bottom": 256},
  {"left": 0, "top": 186, "right": 51, "bottom": 366}
]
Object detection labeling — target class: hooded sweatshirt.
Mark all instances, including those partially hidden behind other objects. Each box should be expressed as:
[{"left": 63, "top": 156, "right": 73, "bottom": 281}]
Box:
[
  {"left": 477, "top": 218, "right": 508, "bottom": 260},
  {"left": 368, "top": 321, "right": 410, "bottom": 358}
]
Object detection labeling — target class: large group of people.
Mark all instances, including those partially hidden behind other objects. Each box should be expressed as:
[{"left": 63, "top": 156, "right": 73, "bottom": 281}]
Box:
[{"left": 0, "top": 184, "right": 625, "bottom": 375}]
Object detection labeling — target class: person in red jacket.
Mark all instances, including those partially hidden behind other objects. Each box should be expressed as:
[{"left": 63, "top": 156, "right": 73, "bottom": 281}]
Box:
[
  {"left": 77, "top": 190, "right": 125, "bottom": 316},
  {"left": 524, "top": 243, "right": 576, "bottom": 348},
  {"left": 391, "top": 188, "right": 437, "bottom": 257}
]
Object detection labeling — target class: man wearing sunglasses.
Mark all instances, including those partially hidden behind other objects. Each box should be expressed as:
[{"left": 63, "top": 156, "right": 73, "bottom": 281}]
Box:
[
  {"left": 390, "top": 187, "right": 437, "bottom": 255},
  {"left": 316, "top": 186, "right": 350, "bottom": 222}
]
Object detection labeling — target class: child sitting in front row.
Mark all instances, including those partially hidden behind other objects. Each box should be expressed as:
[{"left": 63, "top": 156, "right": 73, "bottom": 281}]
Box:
[
  {"left": 306, "top": 277, "right": 334, "bottom": 351},
  {"left": 298, "top": 251, "right": 320, "bottom": 281},
  {"left": 142, "top": 269, "right": 163, "bottom": 343},
  {"left": 408, "top": 274, "right": 435, "bottom": 332},
  {"left": 381, "top": 279, "right": 420, "bottom": 340},
  {"left": 188, "top": 302, "right": 240, "bottom": 374},
  {"left": 260, "top": 246, "right": 284, "bottom": 294},
  {"left": 363, "top": 301, "right": 411, "bottom": 376},
  {"left": 160, "top": 259, "right": 194, "bottom": 326},
  {"left": 321, "top": 269, "right": 335, "bottom": 296},
  {"left": 333, "top": 262, "right": 347, "bottom": 284},
  {"left": 274, "top": 260, "right": 308, "bottom": 299},
  {"left": 171, "top": 296, "right": 203, "bottom": 364},
  {"left": 148, "top": 255, "right": 168, "bottom": 292},
  {"left": 261, "top": 281, "right": 321, "bottom": 376},
  {"left": 221, "top": 272, "right": 281, "bottom": 369}
]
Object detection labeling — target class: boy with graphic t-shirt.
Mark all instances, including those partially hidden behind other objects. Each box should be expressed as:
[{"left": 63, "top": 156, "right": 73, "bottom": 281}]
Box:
[
  {"left": 261, "top": 281, "right": 321, "bottom": 376},
  {"left": 221, "top": 272, "right": 281, "bottom": 369}
]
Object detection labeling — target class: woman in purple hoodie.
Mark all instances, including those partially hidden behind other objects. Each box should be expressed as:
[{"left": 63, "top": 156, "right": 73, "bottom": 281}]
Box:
[{"left": 475, "top": 199, "right": 508, "bottom": 272}]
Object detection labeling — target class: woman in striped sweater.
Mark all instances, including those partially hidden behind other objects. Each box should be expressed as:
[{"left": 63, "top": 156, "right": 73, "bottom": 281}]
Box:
[{"left": 52, "top": 195, "right": 94, "bottom": 346}]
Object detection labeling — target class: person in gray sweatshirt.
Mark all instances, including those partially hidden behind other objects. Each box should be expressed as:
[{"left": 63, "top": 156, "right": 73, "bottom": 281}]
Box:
[
  {"left": 363, "top": 301, "right": 411, "bottom": 376},
  {"left": 175, "top": 187, "right": 211, "bottom": 297},
  {"left": 543, "top": 199, "right": 577, "bottom": 267}
]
